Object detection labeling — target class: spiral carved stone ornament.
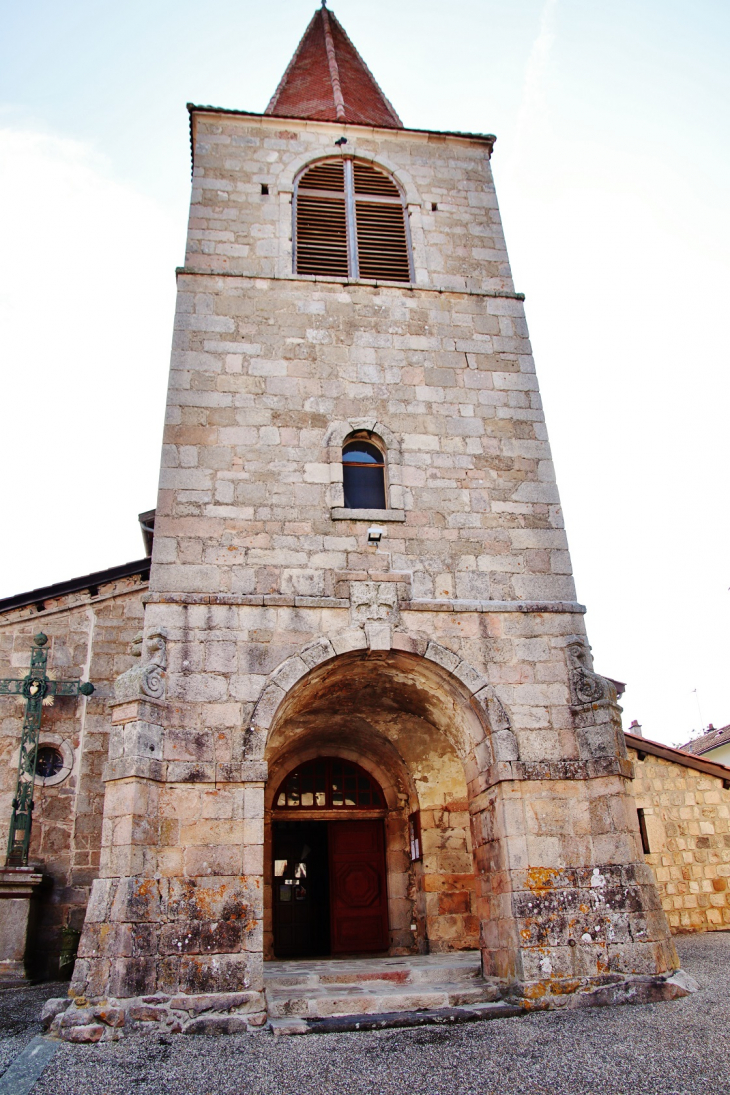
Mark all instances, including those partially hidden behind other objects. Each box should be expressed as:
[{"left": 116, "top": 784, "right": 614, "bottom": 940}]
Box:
[
  {"left": 113, "top": 628, "right": 168, "bottom": 702},
  {"left": 141, "top": 663, "right": 165, "bottom": 700},
  {"left": 566, "top": 641, "right": 610, "bottom": 706}
]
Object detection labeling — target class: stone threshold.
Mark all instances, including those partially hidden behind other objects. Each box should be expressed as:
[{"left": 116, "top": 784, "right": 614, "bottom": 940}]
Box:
[{"left": 271, "top": 1001, "right": 522, "bottom": 1036}]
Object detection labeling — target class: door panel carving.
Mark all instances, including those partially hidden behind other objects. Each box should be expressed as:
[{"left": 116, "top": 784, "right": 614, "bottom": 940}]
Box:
[{"left": 329, "top": 819, "right": 388, "bottom": 953}]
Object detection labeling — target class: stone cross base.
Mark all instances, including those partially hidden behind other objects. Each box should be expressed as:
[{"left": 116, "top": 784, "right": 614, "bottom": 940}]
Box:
[{"left": 0, "top": 867, "right": 43, "bottom": 983}]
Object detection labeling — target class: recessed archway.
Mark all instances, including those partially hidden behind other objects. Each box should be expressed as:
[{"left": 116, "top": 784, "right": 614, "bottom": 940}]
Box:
[{"left": 262, "top": 646, "right": 493, "bottom": 960}]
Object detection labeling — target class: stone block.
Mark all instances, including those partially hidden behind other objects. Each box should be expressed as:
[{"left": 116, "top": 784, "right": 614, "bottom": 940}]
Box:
[
  {"left": 110, "top": 878, "right": 161, "bottom": 924},
  {"left": 178, "top": 953, "right": 252, "bottom": 995},
  {"left": 109, "top": 957, "right": 157, "bottom": 998},
  {"left": 183, "top": 1014, "right": 252, "bottom": 1034},
  {"left": 269, "top": 655, "right": 309, "bottom": 693},
  {"left": 365, "top": 622, "right": 392, "bottom": 650},
  {"left": 330, "top": 628, "right": 368, "bottom": 654},
  {"left": 64, "top": 1024, "right": 104, "bottom": 1043},
  {"left": 41, "top": 998, "right": 71, "bottom": 1029},
  {"left": 299, "top": 638, "right": 336, "bottom": 669},
  {"left": 252, "top": 683, "right": 285, "bottom": 730}
]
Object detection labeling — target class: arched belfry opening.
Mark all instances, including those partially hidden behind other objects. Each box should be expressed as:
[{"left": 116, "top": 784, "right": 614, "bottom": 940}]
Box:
[
  {"left": 294, "top": 158, "right": 412, "bottom": 282},
  {"left": 263, "top": 648, "right": 486, "bottom": 961}
]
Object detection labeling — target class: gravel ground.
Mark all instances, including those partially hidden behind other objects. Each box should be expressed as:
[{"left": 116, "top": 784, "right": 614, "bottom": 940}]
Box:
[
  {"left": 3, "top": 933, "right": 728, "bottom": 1095},
  {"left": 0, "top": 980, "right": 66, "bottom": 1078}
]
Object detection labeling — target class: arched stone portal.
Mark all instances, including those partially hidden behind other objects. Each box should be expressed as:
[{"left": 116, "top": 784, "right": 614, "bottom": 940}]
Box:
[{"left": 262, "top": 645, "right": 495, "bottom": 961}]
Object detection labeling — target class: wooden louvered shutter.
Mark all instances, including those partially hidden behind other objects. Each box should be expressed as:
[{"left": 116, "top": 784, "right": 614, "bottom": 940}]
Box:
[
  {"left": 296, "top": 161, "right": 348, "bottom": 278},
  {"left": 294, "top": 159, "right": 411, "bottom": 283},
  {"left": 354, "top": 163, "right": 411, "bottom": 283}
]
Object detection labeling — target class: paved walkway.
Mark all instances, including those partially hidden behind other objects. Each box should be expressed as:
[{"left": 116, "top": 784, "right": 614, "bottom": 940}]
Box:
[{"left": 1, "top": 933, "right": 728, "bottom": 1094}]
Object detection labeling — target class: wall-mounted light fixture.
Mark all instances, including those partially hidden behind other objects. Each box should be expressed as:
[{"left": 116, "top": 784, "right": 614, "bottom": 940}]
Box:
[{"left": 367, "top": 526, "right": 384, "bottom": 545}]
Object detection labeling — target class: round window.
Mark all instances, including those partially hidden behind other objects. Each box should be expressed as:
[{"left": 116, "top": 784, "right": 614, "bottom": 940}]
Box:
[{"left": 36, "top": 746, "right": 64, "bottom": 779}]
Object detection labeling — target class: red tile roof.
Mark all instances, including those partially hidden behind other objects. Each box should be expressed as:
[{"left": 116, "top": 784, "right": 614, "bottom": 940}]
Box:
[
  {"left": 680, "top": 723, "right": 730, "bottom": 757},
  {"left": 265, "top": 5, "right": 402, "bottom": 129}
]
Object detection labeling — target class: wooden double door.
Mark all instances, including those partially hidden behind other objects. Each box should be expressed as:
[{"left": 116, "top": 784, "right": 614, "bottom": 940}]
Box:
[{"left": 272, "top": 819, "right": 389, "bottom": 957}]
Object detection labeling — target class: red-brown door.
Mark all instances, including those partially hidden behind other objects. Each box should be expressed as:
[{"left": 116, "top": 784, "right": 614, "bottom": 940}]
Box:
[{"left": 329, "top": 819, "right": 389, "bottom": 954}]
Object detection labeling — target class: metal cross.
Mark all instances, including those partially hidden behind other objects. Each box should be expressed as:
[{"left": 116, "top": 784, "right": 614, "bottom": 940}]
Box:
[{"left": 0, "top": 633, "right": 94, "bottom": 866}]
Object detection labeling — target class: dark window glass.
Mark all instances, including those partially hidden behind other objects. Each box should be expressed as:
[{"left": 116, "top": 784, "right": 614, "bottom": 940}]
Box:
[
  {"left": 273, "top": 758, "right": 385, "bottom": 810},
  {"left": 637, "top": 808, "right": 651, "bottom": 854},
  {"left": 36, "top": 746, "right": 63, "bottom": 779},
  {"left": 342, "top": 440, "right": 386, "bottom": 509}
]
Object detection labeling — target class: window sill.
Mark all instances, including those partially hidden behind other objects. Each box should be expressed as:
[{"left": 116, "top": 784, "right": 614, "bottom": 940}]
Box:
[
  {"left": 294, "top": 273, "right": 414, "bottom": 290},
  {"left": 330, "top": 508, "right": 406, "bottom": 522}
]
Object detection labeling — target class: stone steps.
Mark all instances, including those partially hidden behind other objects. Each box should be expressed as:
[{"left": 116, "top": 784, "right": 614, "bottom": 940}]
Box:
[
  {"left": 265, "top": 951, "right": 484, "bottom": 990},
  {"left": 267, "top": 980, "right": 499, "bottom": 1018},
  {"left": 264, "top": 951, "right": 520, "bottom": 1034}
]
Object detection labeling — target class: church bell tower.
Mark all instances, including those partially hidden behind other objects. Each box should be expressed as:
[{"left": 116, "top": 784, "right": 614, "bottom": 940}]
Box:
[{"left": 67, "top": 5, "right": 688, "bottom": 1032}]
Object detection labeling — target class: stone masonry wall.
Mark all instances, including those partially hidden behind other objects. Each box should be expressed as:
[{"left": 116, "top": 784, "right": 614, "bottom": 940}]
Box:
[
  {"left": 628, "top": 746, "right": 730, "bottom": 933},
  {"left": 153, "top": 112, "right": 571, "bottom": 603},
  {"left": 65, "top": 109, "right": 683, "bottom": 1026},
  {"left": 186, "top": 114, "right": 512, "bottom": 292},
  {"left": 0, "top": 576, "right": 146, "bottom": 975}
]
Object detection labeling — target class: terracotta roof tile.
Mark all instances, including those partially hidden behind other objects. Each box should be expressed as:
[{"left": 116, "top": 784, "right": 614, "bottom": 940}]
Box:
[
  {"left": 265, "top": 5, "right": 402, "bottom": 129},
  {"left": 681, "top": 723, "right": 730, "bottom": 756}
]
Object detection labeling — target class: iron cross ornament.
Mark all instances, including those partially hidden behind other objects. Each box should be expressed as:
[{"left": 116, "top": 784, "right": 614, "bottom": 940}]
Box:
[{"left": 0, "top": 633, "right": 94, "bottom": 866}]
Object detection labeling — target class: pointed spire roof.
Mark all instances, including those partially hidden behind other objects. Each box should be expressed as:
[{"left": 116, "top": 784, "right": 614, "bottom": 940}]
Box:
[{"left": 265, "top": 4, "right": 403, "bottom": 129}]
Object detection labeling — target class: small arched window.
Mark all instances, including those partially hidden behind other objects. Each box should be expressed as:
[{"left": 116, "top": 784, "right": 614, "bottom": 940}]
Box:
[
  {"left": 342, "top": 436, "right": 386, "bottom": 510},
  {"left": 295, "top": 158, "right": 411, "bottom": 282},
  {"left": 274, "top": 758, "right": 385, "bottom": 810}
]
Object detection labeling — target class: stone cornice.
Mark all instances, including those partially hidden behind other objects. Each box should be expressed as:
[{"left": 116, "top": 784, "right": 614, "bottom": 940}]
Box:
[
  {"left": 174, "top": 268, "right": 525, "bottom": 301},
  {"left": 142, "top": 591, "right": 585, "bottom": 614}
]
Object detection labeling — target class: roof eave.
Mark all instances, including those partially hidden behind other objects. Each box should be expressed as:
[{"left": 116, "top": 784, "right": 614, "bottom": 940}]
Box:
[
  {"left": 0, "top": 558, "right": 151, "bottom": 615},
  {"left": 625, "top": 731, "right": 730, "bottom": 786}
]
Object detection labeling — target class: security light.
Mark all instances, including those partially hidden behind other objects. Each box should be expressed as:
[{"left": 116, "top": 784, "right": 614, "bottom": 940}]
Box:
[{"left": 367, "top": 526, "right": 384, "bottom": 545}]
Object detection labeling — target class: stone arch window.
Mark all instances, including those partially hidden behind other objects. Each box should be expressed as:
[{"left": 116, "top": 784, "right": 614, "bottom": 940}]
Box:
[
  {"left": 294, "top": 158, "right": 412, "bottom": 282},
  {"left": 342, "top": 433, "right": 387, "bottom": 510},
  {"left": 324, "top": 419, "right": 405, "bottom": 520},
  {"left": 274, "top": 757, "right": 385, "bottom": 810}
]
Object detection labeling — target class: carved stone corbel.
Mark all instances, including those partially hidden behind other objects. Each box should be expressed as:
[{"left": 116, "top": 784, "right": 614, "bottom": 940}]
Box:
[
  {"left": 566, "top": 640, "right": 630, "bottom": 774},
  {"left": 114, "top": 628, "right": 168, "bottom": 703},
  {"left": 566, "top": 641, "right": 615, "bottom": 707},
  {"left": 141, "top": 628, "right": 167, "bottom": 700}
]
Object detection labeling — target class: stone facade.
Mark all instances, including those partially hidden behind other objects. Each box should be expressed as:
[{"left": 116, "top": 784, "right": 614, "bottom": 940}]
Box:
[
  {"left": 0, "top": 571, "right": 147, "bottom": 976},
  {"left": 628, "top": 742, "right": 730, "bottom": 933},
  {"left": 50, "top": 101, "right": 692, "bottom": 1040}
]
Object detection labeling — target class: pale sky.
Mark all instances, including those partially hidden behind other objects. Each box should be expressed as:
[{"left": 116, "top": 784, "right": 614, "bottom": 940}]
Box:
[{"left": 1, "top": 0, "right": 728, "bottom": 746}]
